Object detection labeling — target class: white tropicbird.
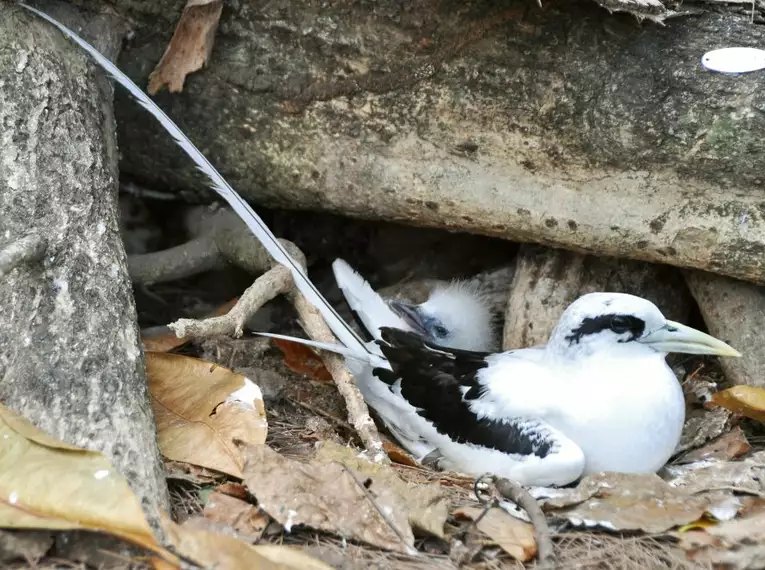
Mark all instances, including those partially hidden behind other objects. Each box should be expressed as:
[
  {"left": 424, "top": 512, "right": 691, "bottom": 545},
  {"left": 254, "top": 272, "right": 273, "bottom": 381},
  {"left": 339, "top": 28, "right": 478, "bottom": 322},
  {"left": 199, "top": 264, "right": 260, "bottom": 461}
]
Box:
[
  {"left": 265, "top": 292, "right": 741, "bottom": 486},
  {"left": 332, "top": 259, "right": 495, "bottom": 458},
  {"left": 333, "top": 259, "right": 495, "bottom": 352},
  {"left": 28, "top": 7, "right": 741, "bottom": 486}
]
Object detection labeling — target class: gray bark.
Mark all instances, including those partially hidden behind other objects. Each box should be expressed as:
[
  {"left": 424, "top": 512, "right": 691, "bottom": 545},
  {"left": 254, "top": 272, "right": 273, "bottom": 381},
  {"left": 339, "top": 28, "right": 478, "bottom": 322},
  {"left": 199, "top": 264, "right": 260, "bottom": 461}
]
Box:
[
  {"left": 685, "top": 271, "right": 765, "bottom": 388},
  {"left": 503, "top": 245, "right": 692, "bottom": 349},
  {"left": 0, "top": 3, "right": 169, "bottom": 522},
  {"left": 106, "top": 0, "right": 765, "bottom": 284}
]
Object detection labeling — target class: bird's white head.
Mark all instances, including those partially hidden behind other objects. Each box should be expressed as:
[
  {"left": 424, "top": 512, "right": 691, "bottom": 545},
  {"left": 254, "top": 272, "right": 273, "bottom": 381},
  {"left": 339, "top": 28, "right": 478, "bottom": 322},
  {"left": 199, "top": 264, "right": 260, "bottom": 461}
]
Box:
[
  {"left": 546, "top": 292, "right": 740, "bottom": 359},
  {"left": 388, "top": 281, "right": 495, "bottom": 352}
]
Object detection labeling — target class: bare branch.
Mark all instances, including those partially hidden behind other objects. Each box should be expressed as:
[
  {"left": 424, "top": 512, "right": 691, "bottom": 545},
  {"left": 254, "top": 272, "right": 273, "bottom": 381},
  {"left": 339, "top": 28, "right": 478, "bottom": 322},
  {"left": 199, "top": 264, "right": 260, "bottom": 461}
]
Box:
[{"left": 169, "top": 265, "right": 292, "bottom": 339}]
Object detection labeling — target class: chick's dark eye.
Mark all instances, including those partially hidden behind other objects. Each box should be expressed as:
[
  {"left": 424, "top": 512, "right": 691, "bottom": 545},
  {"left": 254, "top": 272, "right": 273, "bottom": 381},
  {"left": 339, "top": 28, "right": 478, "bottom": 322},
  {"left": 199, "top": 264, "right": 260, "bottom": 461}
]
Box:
[
  {"left": 610, "top": 315, "right": 632, "bottom": 334},
  {"left": 433, "top": 325, "right": 449, "bottom": 338}
]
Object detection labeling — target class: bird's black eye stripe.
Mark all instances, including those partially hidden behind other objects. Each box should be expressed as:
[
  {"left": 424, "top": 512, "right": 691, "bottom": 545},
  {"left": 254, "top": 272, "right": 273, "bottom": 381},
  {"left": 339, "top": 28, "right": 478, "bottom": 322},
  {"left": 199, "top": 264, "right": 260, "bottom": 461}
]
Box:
[
  {"left": 609, "top": 315, "right": 632, "bottom": 334},
  {"left": 565, "top": 313, "right": 646, "bottom": 345}
]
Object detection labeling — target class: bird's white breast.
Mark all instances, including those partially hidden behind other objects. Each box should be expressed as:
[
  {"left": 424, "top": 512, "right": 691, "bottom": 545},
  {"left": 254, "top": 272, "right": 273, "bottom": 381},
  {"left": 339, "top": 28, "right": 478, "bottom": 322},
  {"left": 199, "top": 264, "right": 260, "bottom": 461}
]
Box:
[{"left": 546, "top": 349, "right": 685, "bottom": 476}]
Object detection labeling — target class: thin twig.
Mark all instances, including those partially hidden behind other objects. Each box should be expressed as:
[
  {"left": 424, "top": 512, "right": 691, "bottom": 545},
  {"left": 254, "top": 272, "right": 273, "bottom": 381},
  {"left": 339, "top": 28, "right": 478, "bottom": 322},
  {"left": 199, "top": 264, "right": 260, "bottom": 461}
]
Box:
[
  {"left": 340, "top": 463, "right": 418, "bottom": 556},
  {"left": 0, "top": 233, "right": 46, "bottom": 278},
  {"left": 289, "top": 289, "right": 387, "bottom": 462},
  {"left": 169, "top": 265, "right": 292, "bottom": 338},
  {"left": 490, "top": 475, "right": 555, "bottom": 566}
]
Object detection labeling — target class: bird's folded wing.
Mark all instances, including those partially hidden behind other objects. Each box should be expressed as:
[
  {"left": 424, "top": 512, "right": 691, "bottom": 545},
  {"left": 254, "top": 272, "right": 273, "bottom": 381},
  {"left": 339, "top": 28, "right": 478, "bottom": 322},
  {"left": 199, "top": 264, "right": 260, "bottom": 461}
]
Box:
[{"left": 373, "top": 327, "right": 560, "bottom": 458}]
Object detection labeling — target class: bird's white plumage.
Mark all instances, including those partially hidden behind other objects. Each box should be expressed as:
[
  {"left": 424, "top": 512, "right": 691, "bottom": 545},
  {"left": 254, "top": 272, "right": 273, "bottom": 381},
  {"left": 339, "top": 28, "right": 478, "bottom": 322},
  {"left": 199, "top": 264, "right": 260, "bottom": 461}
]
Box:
[
  {"left": 368, "top": 292, "right": 738, "bottom": 485},
  {"left": 414, "top": 281, "right": 496, "bottom": 352},
  {"left": 332, "top": 259, "right": 406, "bottom": 343},
  {"left": 331, "top": 259, "right": 497, "bottom": 459}
]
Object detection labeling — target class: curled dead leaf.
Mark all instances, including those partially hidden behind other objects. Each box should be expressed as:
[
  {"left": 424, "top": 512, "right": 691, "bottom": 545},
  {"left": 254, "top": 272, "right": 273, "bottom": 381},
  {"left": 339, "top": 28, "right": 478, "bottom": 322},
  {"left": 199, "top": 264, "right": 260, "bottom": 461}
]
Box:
[
  {"left": 163, "top": 514, "right": 332, "bottom": 570},
  {"left": 672, "top": 511, "right": 765, "bottom": 568},
  {"left": 0, "top": 405, "right": 166, "bottom": 558},
  {"left": 203, "top": 491, "right": 269, "bottom": 543},
  {"left": 146, "top": 352, "right": 267, "bottom": 478},
  {"left": 711, "top": 385, "right": 765, "bottom": 423},
  {"left": 271, "top": 338, "right": 333, "bottom": 382},
  {"left": 537, "top": 473, "right": 709, "bottom": 533},
  {"left": 674, "top": 426, "right": 751, "bottom": 465},
  {"left": 382, "top": 440, "right": 419, "bottom": 467},
  {"left": 147, "top": 0, "right": 223, "bottom": 94},
  {"left": 453, "top": 507, "right": 536, "bottom": 562}
]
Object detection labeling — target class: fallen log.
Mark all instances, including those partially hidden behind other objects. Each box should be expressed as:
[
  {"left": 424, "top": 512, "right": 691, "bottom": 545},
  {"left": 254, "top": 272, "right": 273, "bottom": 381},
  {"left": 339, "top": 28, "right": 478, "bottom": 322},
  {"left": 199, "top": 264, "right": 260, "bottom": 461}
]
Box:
[{"left": 108, "top": 0, "right": 765, "bottom": 283}]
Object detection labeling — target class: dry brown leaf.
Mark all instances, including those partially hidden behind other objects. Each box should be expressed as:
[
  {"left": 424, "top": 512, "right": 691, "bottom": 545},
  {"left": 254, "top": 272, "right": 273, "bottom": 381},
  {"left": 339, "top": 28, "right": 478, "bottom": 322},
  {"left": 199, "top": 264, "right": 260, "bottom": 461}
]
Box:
[
  {"left": 382, "top": 440, "right": 419, "bottom": 467},
  {"left": 675, "top": 426, "right": 751, "bottom": 464},
  {"left": 271, "top": 338, "right": 333, "bottom": 382},
  {"left": 147, "top": 0, "right": 223, "bottom": 94},
  {"left": 0, "top": 404, "right": 164, "bottom": 556},
  {"left": 147, "top": 352, "right": 267, "bottom": 478},
  {"left": 203, "top": 491, "right": 268, "bottom": 543},
  {"left": 164, "top": 515, "right": 332, "bottom": 570},
  {"left": 673, "top": 511, "right": 765, "bottom": 569},
  {"left": 712, "top": 385, "right": 765, "bottom": 423},
  {"left": 538, "top": 473, "right": 709, "bottom": 533},
  {"left": 675, "top": 406, "right": 732, "bottom": 455},
  {"left": 214, "top": 481, "right": 250, "bottom": 501},
  {"left": 240, "top": 443, "right": 417, "bottom": 554},
  {"left": 453, "top": 507, "right": 536, "bottom": 562},
  {"left": 664, "top": 450, "right": 765, "bottom": 496},
  {"left": 315, "top": 441, "right": 449, "bottom": 539}
]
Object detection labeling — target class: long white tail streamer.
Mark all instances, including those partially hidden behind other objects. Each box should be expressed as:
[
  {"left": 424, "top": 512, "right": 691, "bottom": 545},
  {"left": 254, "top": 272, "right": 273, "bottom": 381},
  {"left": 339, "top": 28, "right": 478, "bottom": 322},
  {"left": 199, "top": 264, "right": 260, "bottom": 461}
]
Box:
[{"left": 21, "top": 3, "right": 369, "bottom": 356}]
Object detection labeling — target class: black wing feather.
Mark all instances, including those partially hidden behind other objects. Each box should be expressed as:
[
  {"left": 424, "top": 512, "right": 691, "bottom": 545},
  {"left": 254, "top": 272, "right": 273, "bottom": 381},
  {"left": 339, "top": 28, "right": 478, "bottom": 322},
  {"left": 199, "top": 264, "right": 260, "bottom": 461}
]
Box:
[{"left": 373, "top": 327, "right": 554, "bottom": 458}]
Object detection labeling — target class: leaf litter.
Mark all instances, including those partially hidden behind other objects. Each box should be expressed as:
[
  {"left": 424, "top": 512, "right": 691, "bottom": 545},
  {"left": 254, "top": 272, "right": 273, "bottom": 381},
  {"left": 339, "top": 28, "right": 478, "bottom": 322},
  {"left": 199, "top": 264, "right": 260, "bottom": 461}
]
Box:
[
  {"left": 0, "top": 402, "right": 337, "bottom": 569},
  {"left": 10, "top": 317, "right": 765, "bottom": 568},
  {"left": 146, "top": 352, "right": 268, "bottom": 477},
  {"left": 239, "top": 442, "right": 418, "bottom": 554}
]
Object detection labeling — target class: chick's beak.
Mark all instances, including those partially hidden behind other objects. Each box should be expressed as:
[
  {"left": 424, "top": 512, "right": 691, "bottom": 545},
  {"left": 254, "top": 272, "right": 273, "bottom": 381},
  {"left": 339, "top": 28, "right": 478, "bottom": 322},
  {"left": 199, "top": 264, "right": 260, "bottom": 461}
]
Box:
[
  {"left": 639, "top": 320, "right": 741, "bottom": 357},
  {"left": 388, "top": 300, "right": 429, "bottom": 337}
]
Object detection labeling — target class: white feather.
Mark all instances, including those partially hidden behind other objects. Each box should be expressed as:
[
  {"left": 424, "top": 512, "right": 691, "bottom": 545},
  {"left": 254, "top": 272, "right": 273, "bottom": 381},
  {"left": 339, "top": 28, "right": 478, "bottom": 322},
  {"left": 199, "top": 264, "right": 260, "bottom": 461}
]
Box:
[
  {"left": 21, "top": 3, "right": 368, "bottom": 357},
  {"left": 254, "top": 332, "right": 370, "bottom": 361},
  {"left": 331, "top": 259, "right": 408, "bottom": 341}
]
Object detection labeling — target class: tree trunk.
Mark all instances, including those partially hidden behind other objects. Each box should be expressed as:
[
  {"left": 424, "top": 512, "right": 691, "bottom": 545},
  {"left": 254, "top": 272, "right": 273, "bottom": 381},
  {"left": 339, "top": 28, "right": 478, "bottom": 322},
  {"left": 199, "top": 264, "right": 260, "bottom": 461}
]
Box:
[
  {"left": 106, "top": 0, "right": 764, "bottom": 284},
  {"left": 0, "top": 2, "right": 169, "bottom": 522}
]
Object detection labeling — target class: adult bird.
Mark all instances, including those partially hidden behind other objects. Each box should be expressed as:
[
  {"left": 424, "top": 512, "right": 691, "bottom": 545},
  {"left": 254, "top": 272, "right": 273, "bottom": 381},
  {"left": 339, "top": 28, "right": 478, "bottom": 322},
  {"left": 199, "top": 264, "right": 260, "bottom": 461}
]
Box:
[
  {"left": 331, "top": 259, "right": 496, "bottom": 458},
  {"left": 373, "top": 292, "right": 740, "bottom": 486}
]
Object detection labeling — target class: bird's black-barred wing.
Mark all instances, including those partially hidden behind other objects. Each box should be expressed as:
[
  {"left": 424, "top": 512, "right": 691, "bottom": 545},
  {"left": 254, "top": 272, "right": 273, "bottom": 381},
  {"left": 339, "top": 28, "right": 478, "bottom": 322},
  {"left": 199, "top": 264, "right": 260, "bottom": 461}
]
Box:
[{"left": 373, "top": 327, "right": 557, "bottom": 459}]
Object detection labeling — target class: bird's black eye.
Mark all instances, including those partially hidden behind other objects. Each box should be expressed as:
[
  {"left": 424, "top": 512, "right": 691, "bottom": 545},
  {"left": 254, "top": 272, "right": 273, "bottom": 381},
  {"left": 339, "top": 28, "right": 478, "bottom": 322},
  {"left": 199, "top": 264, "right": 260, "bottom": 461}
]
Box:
[
  {"left": 433, "top": 325, "right": 449, "bottom": 338},
  {"left": 610, "top": 315, "right": 632, "bottom": 334}
]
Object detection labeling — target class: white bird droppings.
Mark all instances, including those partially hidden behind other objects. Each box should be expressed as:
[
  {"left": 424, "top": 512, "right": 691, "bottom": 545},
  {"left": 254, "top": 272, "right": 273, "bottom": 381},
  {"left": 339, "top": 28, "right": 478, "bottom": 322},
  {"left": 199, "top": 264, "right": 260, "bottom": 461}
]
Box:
[
  {"left": 94, "top": 469, "right": 110, "bottom": 480},
  {"left": 283, "top": 509, "right": 297, "bottom": 532},
  {"left": 225, "top": 378, "right": 264, "bottom": 410},
  {"left": 8, "top": 492, "right": 18, "bottom": 505}
]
